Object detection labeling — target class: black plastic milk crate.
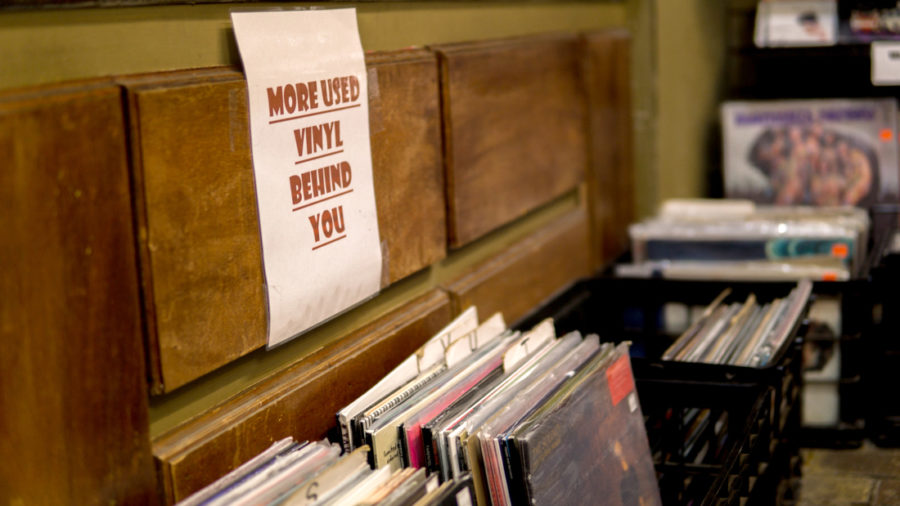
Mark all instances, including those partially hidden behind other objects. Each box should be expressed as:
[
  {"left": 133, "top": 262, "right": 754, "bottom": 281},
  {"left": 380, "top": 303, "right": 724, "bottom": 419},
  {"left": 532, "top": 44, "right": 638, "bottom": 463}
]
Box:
[
  {"left": 513, "top": 277, "right": 809, "bottom": 505},
  {"left": 638, "top": 379, "right": 775, "bottom": 506},
  {"left": 867, "top": 250, "right": 900, "bottom": 446},
  {"left": 515, "top": 277, "right": 809, "bottom": 441}
]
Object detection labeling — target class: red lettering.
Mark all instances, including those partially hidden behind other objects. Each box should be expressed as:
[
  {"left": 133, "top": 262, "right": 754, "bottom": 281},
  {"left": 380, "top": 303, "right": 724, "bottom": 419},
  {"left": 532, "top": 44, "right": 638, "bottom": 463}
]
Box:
[
  {"left": 267, "top": 79, "right": 333, "bottom": 117},
  {"left": 308, "top": 214, "right": 321, "bottom": 242},
  {"left": 323, "top": 122, "right": 334, "bottom": 149},
  {"left": 320, "top": 79, "right": 334, "bottom": 106},
  {"left": 267, "top": 86, "right": 284, "bottom": 117},
  {"left": 321, "top": 209, "right": 333, "bottom": 238},
  {"left": 296, "top": 83, "right": 309, "bottom": 112},
  {"left": 322, "top": 165, "right": 332, "bottom": 192},
  {"left": 309, "top": 207, "right": 345, "bottom": 243},
  {"left": 311, "top": 168, "right": 325, "bottom": 197},
  {"left": 301, "top": 171, "right": 312, "bottom": 201},
  {"left": 349, "top": 75, "right": 360, "bottom": 102},
  {"left": 284, "top": 84, "right": 297, "bottom": 114},
  {"left": 330, "top": 164, "right": 341, "bottom": 189},
  {"left": 293, "top": 128, "right": 306, "bottom": 157},
  {"left": 340, "top": 76, "right": 350, "bottom": 104},
  {"left": 332, "top": 78, "right": 341, "bottom": 104},
  {"left": 290, "top": 175, "right": 303, "bottom": 204},
  {"left": 333, "top": 206, "right": 345, "bottom": 233},
  {"left": 340, "top": 161, "right": 352, "bottom": 187},
  {"left": 309, "top": 80, "right": 319, "bottom": 109},
  {"left": 312, "top": 124, "right": 323, "bottom": 153}
]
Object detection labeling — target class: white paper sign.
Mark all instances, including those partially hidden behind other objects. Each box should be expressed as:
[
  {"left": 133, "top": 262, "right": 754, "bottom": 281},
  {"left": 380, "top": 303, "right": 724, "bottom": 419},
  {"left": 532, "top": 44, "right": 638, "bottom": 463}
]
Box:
[
  {"left": 872, "top": 42, "right": 900, "bottom": 86},
  {"left": 232, "top": 9, "right": 382, "bottom": 347}
]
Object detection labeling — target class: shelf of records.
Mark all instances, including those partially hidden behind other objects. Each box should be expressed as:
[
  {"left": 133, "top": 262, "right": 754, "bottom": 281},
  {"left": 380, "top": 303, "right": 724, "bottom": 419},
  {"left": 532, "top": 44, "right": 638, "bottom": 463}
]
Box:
[{"left": 176, "top": 280, "right": 813, "bottom": 506}]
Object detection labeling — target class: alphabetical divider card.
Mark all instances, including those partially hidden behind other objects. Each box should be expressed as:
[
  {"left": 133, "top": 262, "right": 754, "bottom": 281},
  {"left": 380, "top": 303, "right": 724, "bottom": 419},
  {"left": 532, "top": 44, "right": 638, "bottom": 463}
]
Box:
[{"left": 232, "top": 9, "right": 382, "bottom": 347}]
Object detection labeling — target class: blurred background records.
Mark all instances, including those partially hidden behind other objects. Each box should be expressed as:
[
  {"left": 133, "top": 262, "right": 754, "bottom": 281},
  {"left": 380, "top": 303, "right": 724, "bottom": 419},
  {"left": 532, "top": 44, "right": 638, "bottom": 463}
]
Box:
[
  {"left": 620, "top": 199, "right": 869, "bottom": 281},
  {"left": 721, "top": 98, "right": 899, "bottom": 207},
  {"left": 662, "top": 279, "right": 812, "bottom": 367},
  {"left": 754, "top": 0, "right": 838, "bottom": 47}
]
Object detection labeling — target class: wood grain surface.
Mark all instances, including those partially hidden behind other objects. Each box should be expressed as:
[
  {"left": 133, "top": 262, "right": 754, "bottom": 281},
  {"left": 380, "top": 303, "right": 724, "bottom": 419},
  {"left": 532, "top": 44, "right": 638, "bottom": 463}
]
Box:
[
  {"left": 126, "top": 50, "right": 446, "bottom": 393},
  {"left": 367, "top": 49, "right": 447, "bottom": 285},
  {"left": 582, "top": 30, "right": 634, "bottom": 267},
  {"left": 433, "top": 35, "right": 588, "bottom": 248},
  {"left": 0, "top": 82, "right": 157, "bottom": 504},
  {"left": 443, "top": 206, "right": 591, "bottom": 324},
  {"left": 152, "top": 289, "right": 452, "bottom": 504},
  {"left": 127, "top": 71, "right": 267, "bottom": 395}
]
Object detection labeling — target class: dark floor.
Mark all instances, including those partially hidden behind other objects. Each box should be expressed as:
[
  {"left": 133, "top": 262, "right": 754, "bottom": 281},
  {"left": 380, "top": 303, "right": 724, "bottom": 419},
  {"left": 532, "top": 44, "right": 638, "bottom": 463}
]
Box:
[{"left": 798, "top": 442, "right": 900, "bottom": 505}]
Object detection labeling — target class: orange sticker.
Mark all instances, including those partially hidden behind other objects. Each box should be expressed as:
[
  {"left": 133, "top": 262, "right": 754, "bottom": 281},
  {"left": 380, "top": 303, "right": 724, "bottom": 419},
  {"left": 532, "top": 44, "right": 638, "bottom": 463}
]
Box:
[
  {"left": 822, "top": 272, "right": 838, "bottom": 282},
  {"left": 881, "top": 129, "right": 895, "bottom": 142},
  {"left": 831, "top": 243, "right": 849, "bottom": 259},
  {"left": 606, "top": 355, "right": 635, "bottom": 406}
]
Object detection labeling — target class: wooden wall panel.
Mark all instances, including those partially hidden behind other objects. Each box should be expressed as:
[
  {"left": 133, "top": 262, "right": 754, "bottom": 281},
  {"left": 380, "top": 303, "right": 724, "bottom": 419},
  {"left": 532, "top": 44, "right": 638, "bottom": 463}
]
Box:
[
  {"left": 127, "top": 72, "right": 267, "bottom": 395},
  {"left": 582, "top": 31, "right": 634, "bottom": 267},
  {"left": 443, "top": 207, "right": 591, "bottom": 324},
  {"left": 126, "top": 49, "right": 446, "bottom": 393},
  {"left": 433, "top": 35, "right": 588, "bottom": 248},
  {"left": 0, "top": 83, "right": 157, "bottom": 504},
  {"left": 368, "top": 50, "right": 447, "bottom": 284},
  {"left": 152, "top": 289, "right": 452, "bottom": 504}
]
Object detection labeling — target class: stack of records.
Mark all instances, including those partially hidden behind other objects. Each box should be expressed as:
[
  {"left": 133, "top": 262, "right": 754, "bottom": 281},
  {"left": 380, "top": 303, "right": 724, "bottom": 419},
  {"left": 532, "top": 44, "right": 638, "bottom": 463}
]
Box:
[
  {"left": 619, "top": 199, "right": 869, "bottom": 281},
  {"left": 176, "top": 438, "right": 472, "bottom": 506},
  {"left": 178, "top": 308, "right": 662, "bottom": 505},
  {"left": 336, "top": 308, "right": 662, "bottom": 506},
  {"left": 662, "top": 280, "right": 812, "bottom": 367}
]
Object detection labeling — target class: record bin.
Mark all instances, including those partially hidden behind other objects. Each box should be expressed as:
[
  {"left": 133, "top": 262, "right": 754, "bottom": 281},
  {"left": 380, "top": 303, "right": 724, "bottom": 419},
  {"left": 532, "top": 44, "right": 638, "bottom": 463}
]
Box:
[
  {"left": 866, "top": 206, "right": 900, "bottom": 446},
  {"left": 796, "top": 278, "right": 871, "bottom": 448},
  {"left": 514, "top": 277, "right": 808, "bottom": 505},
  {"left": 641, "top": 379, "right": 776, "bottom": 506},
  {"left": 609, "top": 206, "right": 897, "bottom": 448},
  {"left": 867, "top": 254, "right": 900, "bottom": 446},
  {"left": 797, "top": 206, "right": 898, "bottom": 447}
]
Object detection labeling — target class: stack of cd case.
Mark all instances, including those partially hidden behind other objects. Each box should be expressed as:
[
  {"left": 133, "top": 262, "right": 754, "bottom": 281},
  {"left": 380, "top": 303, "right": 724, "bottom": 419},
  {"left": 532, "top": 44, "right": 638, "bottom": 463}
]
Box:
[
  {"left": 515, "top": 277, "right": 813, "bottom": 505},
  {"left": 619, "top": 199, "right": 870, "bottom": 282}
]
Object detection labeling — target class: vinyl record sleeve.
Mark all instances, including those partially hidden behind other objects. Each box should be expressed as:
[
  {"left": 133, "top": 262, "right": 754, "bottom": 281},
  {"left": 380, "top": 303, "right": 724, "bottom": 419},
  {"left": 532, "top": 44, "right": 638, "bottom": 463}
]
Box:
[
  {"left": 512, "top": 344, "right": 661, "bottom": 506},
  {"left": 722, "top": 98, "right": 900, "bottom": 207}
]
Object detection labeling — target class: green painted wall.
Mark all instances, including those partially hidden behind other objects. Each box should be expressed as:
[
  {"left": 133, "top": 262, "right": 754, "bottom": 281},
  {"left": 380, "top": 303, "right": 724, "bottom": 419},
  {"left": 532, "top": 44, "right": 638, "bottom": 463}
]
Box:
[
  {"left": 0, "top": 1, "right": 627, "bottom": 91},
  {"left": 654, "top": 0, "right": 726, "bottom": 210}
]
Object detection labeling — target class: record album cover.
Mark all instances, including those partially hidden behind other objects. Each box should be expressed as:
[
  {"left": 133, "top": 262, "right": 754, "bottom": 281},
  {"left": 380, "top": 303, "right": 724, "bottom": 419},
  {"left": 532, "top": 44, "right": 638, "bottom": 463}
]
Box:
[
  {"left": 722, "top": 99, "right": 900, "bottom": 207},
  {"left": 511, "top": 344, "right": 661, "bottom": 506}
]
